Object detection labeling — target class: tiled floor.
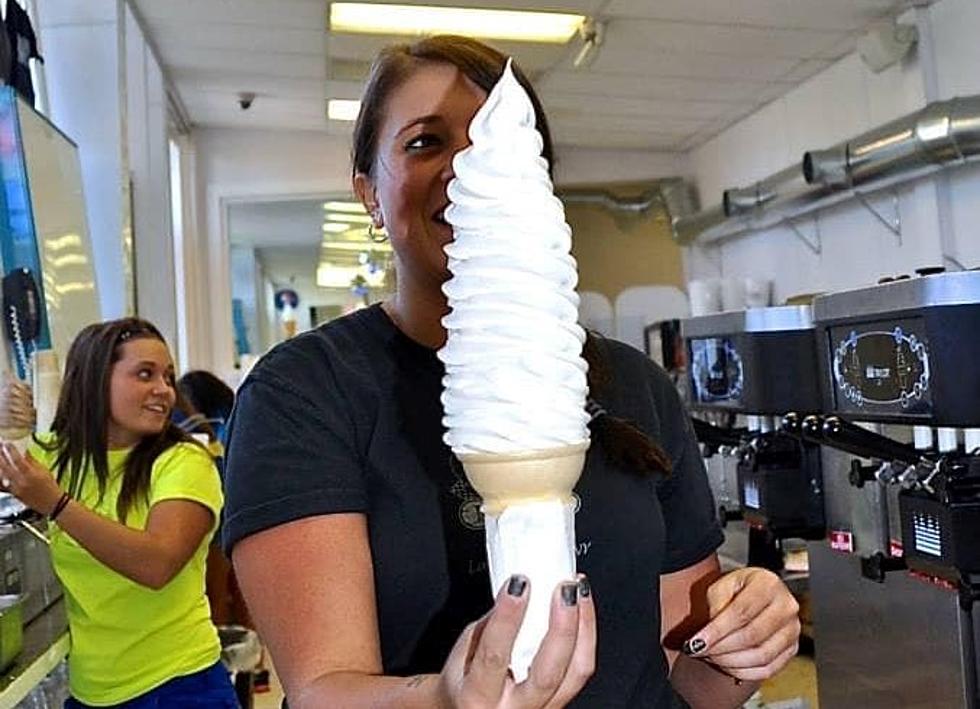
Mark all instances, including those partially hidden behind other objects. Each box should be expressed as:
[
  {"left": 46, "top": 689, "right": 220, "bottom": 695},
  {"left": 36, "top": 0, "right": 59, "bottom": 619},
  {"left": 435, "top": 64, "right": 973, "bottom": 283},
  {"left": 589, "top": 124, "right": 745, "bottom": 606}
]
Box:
[{"left": 252, "top": 664, "right": 285, "bottom": 709}]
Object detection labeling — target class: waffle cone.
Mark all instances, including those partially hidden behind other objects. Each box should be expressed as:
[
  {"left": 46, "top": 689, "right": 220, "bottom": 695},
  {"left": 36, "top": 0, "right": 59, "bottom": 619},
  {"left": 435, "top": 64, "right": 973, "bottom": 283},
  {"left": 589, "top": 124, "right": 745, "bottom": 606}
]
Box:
[{"left": 459, "top": 441, "right": 589, "bottom": 516}]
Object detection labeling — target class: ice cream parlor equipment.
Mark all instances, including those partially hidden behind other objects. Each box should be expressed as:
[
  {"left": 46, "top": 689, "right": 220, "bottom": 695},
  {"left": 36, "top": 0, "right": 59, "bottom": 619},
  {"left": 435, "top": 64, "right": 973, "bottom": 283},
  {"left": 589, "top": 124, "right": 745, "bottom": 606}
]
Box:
[
  {"left": 682, "top": 306, "right": 826, "bottom": 569},
  {"left": 799, "top": 270, "right": 980, "bottom": 708}
]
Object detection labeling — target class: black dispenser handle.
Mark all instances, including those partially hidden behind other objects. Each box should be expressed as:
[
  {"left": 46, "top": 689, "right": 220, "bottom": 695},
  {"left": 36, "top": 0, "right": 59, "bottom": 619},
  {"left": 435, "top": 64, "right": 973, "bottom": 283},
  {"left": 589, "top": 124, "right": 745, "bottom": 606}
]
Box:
[
  {"left": 691, "top": 418, "right": 746, "bottom": 449},
  {"left": 822, "top": 416, "right": 923, "bottom": 465}
]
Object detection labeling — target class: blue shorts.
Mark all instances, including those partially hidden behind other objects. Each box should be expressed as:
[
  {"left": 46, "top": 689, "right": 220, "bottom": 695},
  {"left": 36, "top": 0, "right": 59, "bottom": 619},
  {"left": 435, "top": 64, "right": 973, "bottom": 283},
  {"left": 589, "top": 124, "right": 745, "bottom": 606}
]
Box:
[{"left": 64, "top": 661, "right": 239, "bottom": 708}]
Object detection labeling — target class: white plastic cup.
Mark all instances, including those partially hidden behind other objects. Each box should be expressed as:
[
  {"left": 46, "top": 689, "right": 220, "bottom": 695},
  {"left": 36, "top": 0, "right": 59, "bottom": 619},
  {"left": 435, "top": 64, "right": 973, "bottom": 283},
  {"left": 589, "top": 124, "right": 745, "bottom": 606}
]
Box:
[
  {"left": 688, "top": 278, "right": 722, "bottom": 316},
  {"left": 743, "top": 277, "right": 772, "bottom": 308},
  {"left": 721, "top": 278, "right": 746, "bottom": 312}
]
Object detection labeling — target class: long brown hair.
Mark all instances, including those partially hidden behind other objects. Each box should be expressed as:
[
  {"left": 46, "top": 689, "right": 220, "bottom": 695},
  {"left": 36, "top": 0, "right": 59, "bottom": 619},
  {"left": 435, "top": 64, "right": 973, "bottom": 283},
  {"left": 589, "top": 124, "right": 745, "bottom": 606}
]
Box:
[
  {"left": 38, "top": 317, "right": 201, "bottom": 522},
  {"left": 353, "top": 35, "right": 671, "bottom": 476}
]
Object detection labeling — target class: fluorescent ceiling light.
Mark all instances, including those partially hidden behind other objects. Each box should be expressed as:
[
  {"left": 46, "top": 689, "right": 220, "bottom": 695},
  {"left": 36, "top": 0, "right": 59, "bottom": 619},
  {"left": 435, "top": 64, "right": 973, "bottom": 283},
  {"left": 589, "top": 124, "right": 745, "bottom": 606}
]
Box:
[
  {"left": 326, "top": 213, "right": 373, "bottom": 224},
  {"left": 322, "top": 240, "right": 392, "bottom": 252},
  {"left": 317, "top": 263, "right": 387, "bottom": 288},
  {"left": 323, "top": 201, "right": 367, "bottom": 213},
  {"left": 328, "top": 99, "right": 361, "bottom": 121},
  {"left": 330, "top": 3, "right": 585, "bottom": 43},
  {"left": 322, "top": 222, "right": 350, "bottom": 233}
]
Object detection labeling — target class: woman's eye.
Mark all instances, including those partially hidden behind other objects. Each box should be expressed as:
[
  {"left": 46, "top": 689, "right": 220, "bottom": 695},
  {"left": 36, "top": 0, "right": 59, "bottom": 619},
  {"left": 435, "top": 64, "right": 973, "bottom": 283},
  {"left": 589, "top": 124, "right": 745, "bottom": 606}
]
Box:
[
  {"left": 137, "top": 369, "right": 152, "bottom": 380},
  {"left": 405, "top": 133, "right": 440, "bottom": 151}
]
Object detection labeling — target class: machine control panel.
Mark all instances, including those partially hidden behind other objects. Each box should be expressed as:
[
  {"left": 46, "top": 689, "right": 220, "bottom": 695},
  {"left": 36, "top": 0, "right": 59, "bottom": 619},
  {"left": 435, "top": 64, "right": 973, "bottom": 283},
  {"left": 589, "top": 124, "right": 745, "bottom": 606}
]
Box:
[
  {"left": 689, "top": 337, "right": 744, "bottom": 407},
  {"left": 828, "top": 317, "right": 932, "bottom": 417}
]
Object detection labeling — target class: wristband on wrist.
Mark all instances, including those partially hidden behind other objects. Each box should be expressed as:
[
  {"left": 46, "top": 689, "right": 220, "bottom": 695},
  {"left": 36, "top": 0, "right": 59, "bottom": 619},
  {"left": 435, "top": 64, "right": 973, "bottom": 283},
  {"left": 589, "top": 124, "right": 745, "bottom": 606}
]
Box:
[{"left": 49, "top": 492, "right": 71, "bottom": 521}]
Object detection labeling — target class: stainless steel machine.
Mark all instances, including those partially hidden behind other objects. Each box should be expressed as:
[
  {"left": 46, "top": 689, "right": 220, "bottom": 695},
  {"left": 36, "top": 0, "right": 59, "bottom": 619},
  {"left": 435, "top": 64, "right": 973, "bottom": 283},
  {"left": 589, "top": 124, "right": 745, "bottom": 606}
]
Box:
[
  {"left": 798, "top": 270, "right": 980, "bottom": 708},
  {"left": 682, "top": 306, "right": 826, "bottom": 570}
]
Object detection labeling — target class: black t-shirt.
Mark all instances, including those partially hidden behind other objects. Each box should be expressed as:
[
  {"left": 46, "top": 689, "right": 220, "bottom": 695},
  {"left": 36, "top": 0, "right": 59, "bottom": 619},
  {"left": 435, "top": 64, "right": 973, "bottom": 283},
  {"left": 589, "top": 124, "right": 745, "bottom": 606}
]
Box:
[{"left": 223, "top": 304, "right": 722, "bottom": 708}]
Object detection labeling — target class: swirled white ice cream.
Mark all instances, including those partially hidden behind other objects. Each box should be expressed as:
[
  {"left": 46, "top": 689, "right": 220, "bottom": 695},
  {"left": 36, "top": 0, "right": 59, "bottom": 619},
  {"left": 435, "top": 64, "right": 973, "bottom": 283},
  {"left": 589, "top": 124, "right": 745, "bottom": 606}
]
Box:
[
  {"left": 438, "top": 59, "right": 589, "bottom": 455},
  {"left": 437, "top": 60, "right": 590, "bottom": 683}
]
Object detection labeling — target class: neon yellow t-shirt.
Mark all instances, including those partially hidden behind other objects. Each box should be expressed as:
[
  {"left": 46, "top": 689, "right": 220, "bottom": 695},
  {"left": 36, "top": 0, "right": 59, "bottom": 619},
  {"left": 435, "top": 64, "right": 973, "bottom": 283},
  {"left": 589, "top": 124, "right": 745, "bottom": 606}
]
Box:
[{"left": 29, "top": 436, "right": 223, "bottom": 706}]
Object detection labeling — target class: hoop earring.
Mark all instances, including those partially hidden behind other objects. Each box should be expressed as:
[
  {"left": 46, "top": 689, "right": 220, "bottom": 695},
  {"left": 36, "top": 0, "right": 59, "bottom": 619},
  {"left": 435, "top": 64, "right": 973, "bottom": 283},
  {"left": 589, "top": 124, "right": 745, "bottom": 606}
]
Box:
[{"left": 368, "top": 221, "right": 388, "bottom": 243}]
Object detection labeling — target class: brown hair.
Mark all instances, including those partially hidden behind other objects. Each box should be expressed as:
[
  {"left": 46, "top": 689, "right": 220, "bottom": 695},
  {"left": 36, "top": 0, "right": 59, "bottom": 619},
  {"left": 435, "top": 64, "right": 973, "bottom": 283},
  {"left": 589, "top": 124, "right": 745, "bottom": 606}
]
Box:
[
  {"left": 352, "top": 34, "right": 554, "bottom": 180},
  {"left": 37, "top": 317, "right": 202, "bottom": 522},
  {"left": 353, "top": 35, "right": 669, "bottom": 476}
]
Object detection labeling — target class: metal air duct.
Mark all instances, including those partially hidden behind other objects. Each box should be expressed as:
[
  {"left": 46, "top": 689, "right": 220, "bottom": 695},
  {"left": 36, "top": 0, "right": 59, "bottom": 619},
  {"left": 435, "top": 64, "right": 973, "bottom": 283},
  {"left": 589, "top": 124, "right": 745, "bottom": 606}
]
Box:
[
  {"left": 803, "top": 94, "right": 980, "bottom": 188},
  {"left": 673, "top": 93, "right": 980, "bottom": 245}
]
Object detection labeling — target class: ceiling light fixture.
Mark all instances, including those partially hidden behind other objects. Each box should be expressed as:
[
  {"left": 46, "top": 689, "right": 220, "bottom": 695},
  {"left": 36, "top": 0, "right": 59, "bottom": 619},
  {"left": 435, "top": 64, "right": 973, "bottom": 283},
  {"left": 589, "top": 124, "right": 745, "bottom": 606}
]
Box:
[
  {"left": 323, "top": 201, "right": 367, "bottom": 213},
  {"left": 321, "top": 240, "right": 392, "bottom": 252},
  {"left": 572, "top": 18, "right": 604, "bottom": 69},
  {"left": 329, "top": 3, "right": 585, "bottom": 43},
  {"left": 326, "top": 213, "right": 373, "bottom": 224},
  {"left": 322, "top": 223, "right": 350, "bottom": 233},
  {"left": 327, "top": 99, "right": 361, "bottom": 121}
]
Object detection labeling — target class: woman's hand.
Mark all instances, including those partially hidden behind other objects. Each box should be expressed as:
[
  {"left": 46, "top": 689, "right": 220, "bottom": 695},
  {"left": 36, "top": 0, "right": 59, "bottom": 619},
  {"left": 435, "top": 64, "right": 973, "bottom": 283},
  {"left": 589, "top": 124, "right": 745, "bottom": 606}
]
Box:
[
  {"left": 0, "top": 442, "right": 62, "bottom": 515},
  {"left": 0, "top": 375, "right": 35, "bottom": 433},
  {"left": 439, "top": 574, "right": 596, "bottom": 709},
  {"left": 682, "top": 567, "right": 800, "bottom": 682}
]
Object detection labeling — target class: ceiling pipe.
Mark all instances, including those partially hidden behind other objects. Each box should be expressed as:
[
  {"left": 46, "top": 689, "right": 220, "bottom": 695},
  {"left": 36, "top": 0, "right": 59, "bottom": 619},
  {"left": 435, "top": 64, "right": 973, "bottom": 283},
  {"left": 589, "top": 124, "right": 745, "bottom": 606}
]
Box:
[
  {"left": 803, "top": 94, "right": 980, "bottom": 187},
  {"left": 559, "top": 179, "right": 699, "bottom": 219},
  {"left": 672, "top": 93, "right": 980, "bottom": 245}
]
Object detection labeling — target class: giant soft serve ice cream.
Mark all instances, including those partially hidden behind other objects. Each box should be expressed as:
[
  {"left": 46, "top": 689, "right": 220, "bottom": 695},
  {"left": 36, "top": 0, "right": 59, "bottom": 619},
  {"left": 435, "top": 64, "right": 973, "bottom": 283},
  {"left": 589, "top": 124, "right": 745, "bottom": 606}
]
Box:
[{"left": 438, "top": 59, "right": 590, "bottom": 681}]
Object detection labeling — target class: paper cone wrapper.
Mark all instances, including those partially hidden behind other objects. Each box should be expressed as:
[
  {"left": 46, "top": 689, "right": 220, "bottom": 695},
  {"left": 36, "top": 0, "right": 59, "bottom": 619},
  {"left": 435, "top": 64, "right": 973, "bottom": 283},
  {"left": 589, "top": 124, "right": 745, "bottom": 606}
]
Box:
[{"left": 459, "top": 441, "right": 588, "bottom": 682}]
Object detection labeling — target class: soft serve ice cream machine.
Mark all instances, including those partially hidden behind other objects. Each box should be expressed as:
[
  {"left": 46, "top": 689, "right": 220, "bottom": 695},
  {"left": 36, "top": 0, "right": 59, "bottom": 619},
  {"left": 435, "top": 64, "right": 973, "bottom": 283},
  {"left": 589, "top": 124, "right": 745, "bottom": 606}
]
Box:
[
  {"left": 799, "top": 270, "right": 980, "bottom": 708},
  {"left": 682, "top": 306, "right": 826, "bottom": 569}
]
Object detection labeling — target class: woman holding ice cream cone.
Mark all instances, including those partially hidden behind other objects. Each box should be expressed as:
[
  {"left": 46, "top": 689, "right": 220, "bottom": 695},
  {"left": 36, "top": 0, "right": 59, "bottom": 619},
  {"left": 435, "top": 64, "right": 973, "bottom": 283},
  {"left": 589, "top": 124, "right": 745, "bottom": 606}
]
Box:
[{"left": 223, "top": 35, "right": 799, "bottom": 709}]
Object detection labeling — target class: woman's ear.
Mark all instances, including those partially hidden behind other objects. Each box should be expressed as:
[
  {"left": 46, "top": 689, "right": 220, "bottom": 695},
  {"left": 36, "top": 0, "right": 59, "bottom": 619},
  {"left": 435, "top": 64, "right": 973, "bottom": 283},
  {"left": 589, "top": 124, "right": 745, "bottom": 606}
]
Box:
[{"left": 353, "top": 173, "right": 382, "bottom": 226}]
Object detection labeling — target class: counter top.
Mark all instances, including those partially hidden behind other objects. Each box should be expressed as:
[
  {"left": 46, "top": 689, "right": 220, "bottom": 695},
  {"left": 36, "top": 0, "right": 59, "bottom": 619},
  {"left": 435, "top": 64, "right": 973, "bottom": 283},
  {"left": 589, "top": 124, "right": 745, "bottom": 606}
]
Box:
[{"left": 0, "top": 600, "right": 68, "bottom": 709}]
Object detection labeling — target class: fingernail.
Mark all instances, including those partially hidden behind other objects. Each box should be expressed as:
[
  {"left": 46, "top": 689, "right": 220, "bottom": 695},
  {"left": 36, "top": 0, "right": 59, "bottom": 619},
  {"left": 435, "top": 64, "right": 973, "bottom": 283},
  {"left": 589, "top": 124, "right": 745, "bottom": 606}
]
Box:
[
  {"left": 561, "top": 582, "right": 578, "bottom": 606},
  {"left": 578, "top": 576, "right": 591, "bottom": 598},
  {"left": 682, "top": 637, "right": 707, "bottom": 655},
  {"left": 507, "top": 575, "right": 527, "bottom": 597}
]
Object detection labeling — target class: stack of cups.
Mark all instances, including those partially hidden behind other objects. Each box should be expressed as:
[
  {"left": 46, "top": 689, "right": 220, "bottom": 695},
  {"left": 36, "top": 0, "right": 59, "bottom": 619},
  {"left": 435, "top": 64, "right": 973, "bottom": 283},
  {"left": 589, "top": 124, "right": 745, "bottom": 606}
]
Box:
[{"left": 688, "top": 276, "right": 772, "bottom": 315}]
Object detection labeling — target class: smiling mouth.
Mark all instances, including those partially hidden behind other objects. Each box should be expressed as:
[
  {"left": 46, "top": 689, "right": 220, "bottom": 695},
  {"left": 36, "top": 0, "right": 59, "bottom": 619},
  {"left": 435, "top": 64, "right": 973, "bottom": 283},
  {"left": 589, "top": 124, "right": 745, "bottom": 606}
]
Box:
[{"left": 144, "top": 404, "right": 169, "bottom": 415}]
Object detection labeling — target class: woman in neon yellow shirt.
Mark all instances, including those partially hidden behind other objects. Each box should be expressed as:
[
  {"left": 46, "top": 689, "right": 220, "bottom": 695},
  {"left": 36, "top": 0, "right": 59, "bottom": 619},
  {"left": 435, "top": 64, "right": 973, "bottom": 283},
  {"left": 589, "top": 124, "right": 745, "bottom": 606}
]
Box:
[{"left": 0, "top": 317, "right": 237, "bottom": 707}]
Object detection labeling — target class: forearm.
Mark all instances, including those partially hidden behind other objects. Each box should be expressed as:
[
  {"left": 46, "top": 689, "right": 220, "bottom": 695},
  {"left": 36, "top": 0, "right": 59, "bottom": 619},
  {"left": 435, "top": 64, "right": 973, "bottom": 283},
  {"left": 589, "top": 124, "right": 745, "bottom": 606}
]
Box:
[
  {"left": 670, "top": 655, "right": 759, "bottom": 709},
  {"left": 53, "top": 500, "right": 179, "bottom": 589},
  {"left": 291, "top": 671, "right": 445, "bottom": 709}
]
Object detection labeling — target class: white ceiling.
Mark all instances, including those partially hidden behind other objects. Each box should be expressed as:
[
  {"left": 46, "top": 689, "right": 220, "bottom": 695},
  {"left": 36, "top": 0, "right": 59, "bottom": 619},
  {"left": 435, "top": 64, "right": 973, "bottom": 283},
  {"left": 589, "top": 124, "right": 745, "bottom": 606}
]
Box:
[
  {"left": 134, "top": 0, "right": 916, "bottom": 151},
  {"left": 134, "top": 0, "right": 919, "bottom": 285}
]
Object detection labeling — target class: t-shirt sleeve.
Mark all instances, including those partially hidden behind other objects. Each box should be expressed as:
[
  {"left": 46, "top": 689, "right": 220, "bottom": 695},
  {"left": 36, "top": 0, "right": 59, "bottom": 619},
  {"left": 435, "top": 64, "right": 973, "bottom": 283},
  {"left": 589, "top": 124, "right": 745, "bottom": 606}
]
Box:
[
  {"left": 149, "top": 443, "right": 223, "bottom": 530},
  {"left": 221, "top": 367, "right": 367, "bottom": 555},
  {"left": 644, "top": 361, "right": 724, "bottom": 574}
]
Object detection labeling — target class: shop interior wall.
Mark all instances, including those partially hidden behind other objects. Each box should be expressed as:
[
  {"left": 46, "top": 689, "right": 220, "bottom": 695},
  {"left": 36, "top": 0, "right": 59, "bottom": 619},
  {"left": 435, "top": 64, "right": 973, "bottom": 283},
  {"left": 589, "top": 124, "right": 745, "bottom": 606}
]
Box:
[
  {"left": 37, "top": 0, "right": 179, "bottom": 359},
  {"left": 684, "top": 0, "right": 980, "bottom": 303},
  {"left": 36, "top": 0, "right": 127, "bottom": 320},
  {"left": 565, "top": 185, "right": 685, "bottom": 302}
]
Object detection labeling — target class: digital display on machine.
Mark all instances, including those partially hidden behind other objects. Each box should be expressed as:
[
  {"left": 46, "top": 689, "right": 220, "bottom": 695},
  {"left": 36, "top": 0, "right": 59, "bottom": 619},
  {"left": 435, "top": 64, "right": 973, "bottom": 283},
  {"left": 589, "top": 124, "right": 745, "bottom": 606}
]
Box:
[
  {"left": 828, "top": 317, "right": 932, "bottom": 416},
  {"left": 689, "top": 337, "right": 744, "bottom": 406}
]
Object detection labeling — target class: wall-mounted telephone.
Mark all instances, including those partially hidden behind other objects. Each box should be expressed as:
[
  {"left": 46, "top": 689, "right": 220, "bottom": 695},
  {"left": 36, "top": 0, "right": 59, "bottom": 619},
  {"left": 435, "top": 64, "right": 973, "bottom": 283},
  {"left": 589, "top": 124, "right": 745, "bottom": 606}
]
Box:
[{"left": 2, "top": 268, "right": 41, "bottom": 380}]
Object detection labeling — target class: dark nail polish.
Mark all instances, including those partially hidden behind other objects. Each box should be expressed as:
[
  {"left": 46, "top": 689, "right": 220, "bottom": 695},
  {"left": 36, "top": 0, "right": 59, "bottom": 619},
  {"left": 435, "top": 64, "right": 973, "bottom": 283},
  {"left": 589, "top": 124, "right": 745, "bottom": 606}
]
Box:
[
  {"left": 561, "top": 583, "right": 578, "bottom": 606},
  {"left": 682, "top": 637, "right": 707, "bottom": 655},
  {"left": 507, "top": 575, "right": 527, "bottom": 597},
  {"left": 578, "top": 577, "right": 592, "bottom": 598}
]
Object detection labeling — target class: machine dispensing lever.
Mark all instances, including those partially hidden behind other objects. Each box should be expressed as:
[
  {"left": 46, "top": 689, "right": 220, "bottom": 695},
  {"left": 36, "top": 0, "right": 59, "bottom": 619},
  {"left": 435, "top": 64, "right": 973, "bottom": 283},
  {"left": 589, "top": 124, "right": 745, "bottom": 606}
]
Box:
[
  {"left": 691, "top": 418, "right": 746, "bottom": 450},
  {"left": 849, "top": 459, "right": 880, "bottom": 489},
  {"left": 821, "top": 416, "right": 924, "bottom": 466}
]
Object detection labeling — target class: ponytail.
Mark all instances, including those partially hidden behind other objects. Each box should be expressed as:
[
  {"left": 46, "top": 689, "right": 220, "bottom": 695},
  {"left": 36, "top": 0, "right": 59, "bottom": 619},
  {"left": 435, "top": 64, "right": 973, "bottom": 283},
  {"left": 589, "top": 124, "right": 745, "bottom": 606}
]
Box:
[{"left": 582, "top": 332, "right": 672, "bottom": 477}]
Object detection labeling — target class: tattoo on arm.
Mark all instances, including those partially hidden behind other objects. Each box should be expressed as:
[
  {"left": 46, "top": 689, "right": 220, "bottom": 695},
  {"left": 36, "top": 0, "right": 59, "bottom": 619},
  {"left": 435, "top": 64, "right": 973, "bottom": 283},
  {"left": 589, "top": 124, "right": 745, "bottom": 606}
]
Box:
[{"left": 406, "top": 675, "right": 429, "bottom": 689}]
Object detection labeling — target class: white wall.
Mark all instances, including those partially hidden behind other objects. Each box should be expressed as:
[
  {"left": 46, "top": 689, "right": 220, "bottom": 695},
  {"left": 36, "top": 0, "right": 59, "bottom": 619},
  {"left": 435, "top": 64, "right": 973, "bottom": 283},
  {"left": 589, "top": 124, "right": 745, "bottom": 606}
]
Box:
[
  {"left": 124, "top": 3, "right": 176, "bottom": 348},
  {"left": 684, "top": 0, "right": 980, "bottom": 302},
  {"left": 36, "top": 0, "right": 127, "bottom": 320},
  {"left": 38, "top": 0, "right": 178, "bottom": 351}
]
